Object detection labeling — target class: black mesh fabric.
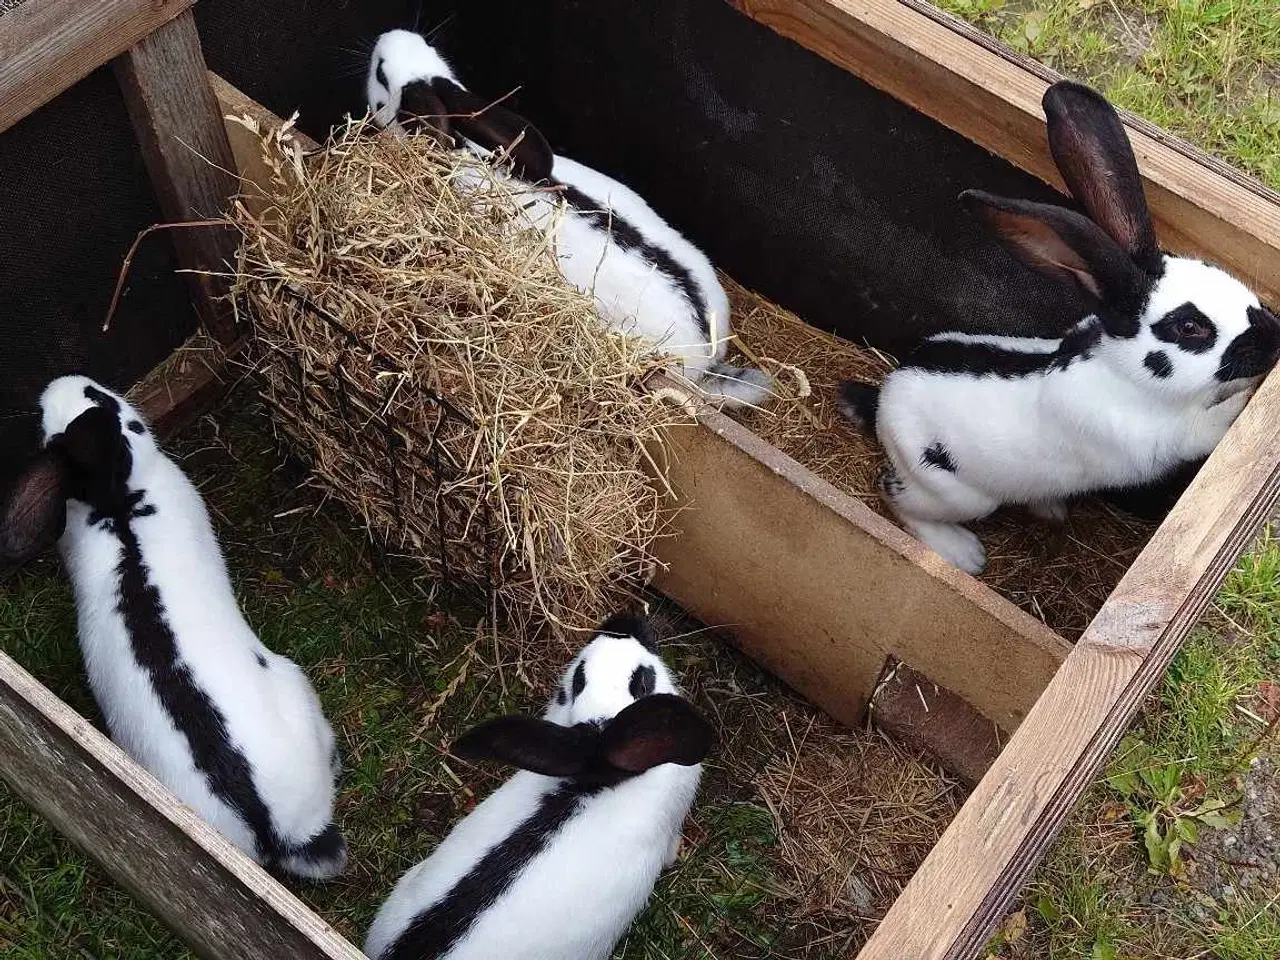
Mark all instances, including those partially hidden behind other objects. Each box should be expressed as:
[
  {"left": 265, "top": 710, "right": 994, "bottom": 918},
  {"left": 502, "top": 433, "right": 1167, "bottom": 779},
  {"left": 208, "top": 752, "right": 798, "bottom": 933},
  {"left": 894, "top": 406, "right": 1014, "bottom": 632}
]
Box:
[{"left": 0, "top": 67, "right": 198, "bottom": 491}]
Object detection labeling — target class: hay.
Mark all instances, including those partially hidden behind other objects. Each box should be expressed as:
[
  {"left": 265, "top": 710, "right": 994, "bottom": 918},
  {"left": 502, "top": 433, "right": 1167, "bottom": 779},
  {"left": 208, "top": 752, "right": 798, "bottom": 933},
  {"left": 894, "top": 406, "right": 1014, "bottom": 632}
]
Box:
[
  {"left": 722, "top": 277, "right": 1156, "bottom": 640},
  {"left": 648, "top": 598, "right": 963, "bottom": 955},
  {"left": 229, "top": 115, "right": 686, "bottom": 639}
]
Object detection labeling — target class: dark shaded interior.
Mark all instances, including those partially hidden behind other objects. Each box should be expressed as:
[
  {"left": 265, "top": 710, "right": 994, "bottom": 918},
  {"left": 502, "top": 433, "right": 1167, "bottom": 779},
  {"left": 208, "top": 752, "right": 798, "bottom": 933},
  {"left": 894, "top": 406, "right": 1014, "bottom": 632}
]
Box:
[
  {"left": 7, "top": 0, "right": 1162, "bottom": 500},
  {"left": 196, "top": 0, "right": 1091, "bottom": 354},
  {"left": 0, "top": 68, "right": 197, "bottom": 491}
]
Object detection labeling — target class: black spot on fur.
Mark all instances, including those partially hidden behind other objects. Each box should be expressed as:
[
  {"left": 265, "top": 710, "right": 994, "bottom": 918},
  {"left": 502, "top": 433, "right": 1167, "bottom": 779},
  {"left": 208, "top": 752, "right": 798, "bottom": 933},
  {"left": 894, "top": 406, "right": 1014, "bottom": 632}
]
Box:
[
  {"left": 127, "top": 420, "right": 145, "bottom": 435},
  {"left": 556, "top": 688, "right": 568, "bottom": 706},
  {"left": 83, "top": 384, "right": 120, "bottom": 413},
  {"left": 1151, "top": 302, "right": 1216, "bottom": 354},
  {"left": 596, "top": 612, "right": 658, "bottom": 652},
  {"left": 901, "top": 321, "right": 1102, "bottom": 378},
  {"left": 256, "top": 653, "right": 268, "bottom": 668},
  {"left": 920, "top": 442, "right": 956, "bottom": 472},
  {"left": 837, "top": 381, "right": 879, "bottom": 430},
  {"left": 559, "top": 184, "right": 710, "bottom": 337},
  {"left": 1143, "top": 350, "right": 1172, "bottom": 379},
  {"left": 629, "top": 665, "right": 657, "bottom": 699},
  {"left": 1217, "top": 306, "right": 1280, "bottom": 382},
  {"left": 375, "top": 57, "right": 388, "bottom": 90},
  {"left": 571, "top": 660, "right": 587, "bottom": 699},
  {"left": 878, "top": 465, "right": 905, "bottom": 498},
  {"left": 382, "top": 783, "right": 599, "bottom": 960}
]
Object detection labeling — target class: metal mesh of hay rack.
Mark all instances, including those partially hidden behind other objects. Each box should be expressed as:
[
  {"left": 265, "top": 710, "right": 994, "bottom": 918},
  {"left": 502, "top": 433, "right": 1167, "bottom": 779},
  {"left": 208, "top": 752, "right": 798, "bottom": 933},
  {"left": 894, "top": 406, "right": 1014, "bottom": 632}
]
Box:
[{"left": 230, "top": 116, "right": 688, "bottom": 642}]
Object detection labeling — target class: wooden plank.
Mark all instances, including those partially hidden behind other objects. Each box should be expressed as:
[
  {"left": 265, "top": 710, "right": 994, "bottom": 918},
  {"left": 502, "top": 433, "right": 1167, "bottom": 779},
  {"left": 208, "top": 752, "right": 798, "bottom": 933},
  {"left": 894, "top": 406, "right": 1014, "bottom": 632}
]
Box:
[
  {"left": 726, "top": 0, "right": 1280, "bottom": 307},
  {"left": 870, "top": 661, "right": 1002, "bottom": 788},
  {"left": 115, "top": 10, "right": 242, "bottom": 344},
  {"left": 856, "top": 365, "right": 1280, "bottom": 959},
  {"left": 126, "top": 332, "right": 242, "bottom": 443},
  {"left": 0, "top": 650, "right": 364, "bottom": 960},
  {"left": 652, "top": 404, "right": 1071, "bottom": 733},
  {"left": 211, "top": 71, "right": 321, "bottom": 222},
  {"left": 0, "top": 0, "right": 193, "bottom": 134}
]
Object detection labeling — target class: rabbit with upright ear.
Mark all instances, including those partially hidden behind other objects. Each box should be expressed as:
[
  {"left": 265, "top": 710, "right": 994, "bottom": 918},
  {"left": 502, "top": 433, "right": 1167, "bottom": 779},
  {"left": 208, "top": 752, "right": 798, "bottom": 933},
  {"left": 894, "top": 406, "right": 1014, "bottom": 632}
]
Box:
[
  {"left": 365, "top": 29, "right": 774, "bottom": 410},
  {"left": 839, "top": 81, "right": 1280, "bottom": 575},
  {"left": 364, "top": 612, "right": 713, "bottom": 960},
  {"left": 0, "top": 376, "right": 347, "bottom": 880}
]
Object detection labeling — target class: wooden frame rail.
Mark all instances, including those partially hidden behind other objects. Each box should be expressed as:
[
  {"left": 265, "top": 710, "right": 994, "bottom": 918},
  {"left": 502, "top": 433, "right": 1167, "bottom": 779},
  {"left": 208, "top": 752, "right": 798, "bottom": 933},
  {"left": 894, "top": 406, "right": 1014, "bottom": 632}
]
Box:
[{"left": 0, "top": 0, "right": 195, "bottom": 134}]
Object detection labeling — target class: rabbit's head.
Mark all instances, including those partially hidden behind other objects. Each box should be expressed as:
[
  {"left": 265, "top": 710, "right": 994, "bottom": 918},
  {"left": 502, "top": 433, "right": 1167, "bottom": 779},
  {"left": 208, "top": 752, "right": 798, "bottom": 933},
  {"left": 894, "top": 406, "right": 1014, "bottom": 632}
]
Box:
[
  {"left": 366, "top": 29, "right": 553, "bottom": 181},
  {"left": 962, "top": 81, "right": 1279, "bottom": 406},
  {"left": 450, "top": 613, "right": 712, "bottom": 786},
  {"left": 1, "top": 376, "right": 155, "bottom": 561}
]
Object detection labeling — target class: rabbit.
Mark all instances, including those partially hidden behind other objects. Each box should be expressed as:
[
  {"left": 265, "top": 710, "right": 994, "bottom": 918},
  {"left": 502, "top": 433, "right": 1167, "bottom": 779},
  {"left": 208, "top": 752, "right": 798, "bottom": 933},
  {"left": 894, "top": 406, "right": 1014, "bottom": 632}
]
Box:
[
  {"left": 838, "top": 81, "right": 1280, "bottom": 575},
  {"left": 364, "top": 611, "right": 713, "bottom": 960},
  {"left": 0, "top": 376, "right": 347, "bottom": 880},
  {"left": 365, "top": 28, "right": 773, "bottom": 410}
]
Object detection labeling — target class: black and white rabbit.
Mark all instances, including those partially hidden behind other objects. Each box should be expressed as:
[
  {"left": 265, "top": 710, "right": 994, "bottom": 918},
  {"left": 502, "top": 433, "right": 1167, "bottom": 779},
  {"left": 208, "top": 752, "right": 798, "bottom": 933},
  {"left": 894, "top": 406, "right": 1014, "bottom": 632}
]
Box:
[
  {"left": 838, "top": 81, "right": 1280, "bottom": 575},
  {"left": 0, "top": 376, "right": 347, "bottom": 880},
  {"left": 365, "top": 29, "right": 773, "bottom": 409},
  {"left": 364, "top": 612, "right": 713, "bottom": 960}
]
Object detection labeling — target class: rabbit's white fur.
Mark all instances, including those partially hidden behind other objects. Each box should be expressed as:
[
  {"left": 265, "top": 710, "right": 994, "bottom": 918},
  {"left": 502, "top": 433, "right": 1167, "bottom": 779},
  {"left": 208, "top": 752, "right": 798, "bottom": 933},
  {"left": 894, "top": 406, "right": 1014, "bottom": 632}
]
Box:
[
  {"left": 840, "top": 82, "right": 1279, "bottom": 574},
  {"left": 365, "top": 626, "right": 702, "bottom": 960},
  {"left": 366, "top": 29, "right": 772, "bottom": 409},
  {"left": 39, "top": 376, "right": 345, "bottom": 879},
  {"left": 867, "top": 263, "right": 1261, "bottom": 573}
]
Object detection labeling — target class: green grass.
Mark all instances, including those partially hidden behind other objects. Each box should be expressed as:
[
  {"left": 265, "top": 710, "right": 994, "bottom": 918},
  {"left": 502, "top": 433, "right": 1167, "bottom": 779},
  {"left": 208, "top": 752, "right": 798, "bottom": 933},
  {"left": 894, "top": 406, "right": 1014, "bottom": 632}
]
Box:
[
  {"left": 934, "top": 0, "right": 1280, "bottom": 189},
  {"left": 0, "top": 395, "right": 823, "bottom": 959}
]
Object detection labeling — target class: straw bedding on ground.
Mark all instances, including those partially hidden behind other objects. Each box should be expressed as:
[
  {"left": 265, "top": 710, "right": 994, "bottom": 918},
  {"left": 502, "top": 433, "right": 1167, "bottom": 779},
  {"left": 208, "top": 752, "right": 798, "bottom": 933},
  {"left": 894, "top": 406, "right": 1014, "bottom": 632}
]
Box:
[{"left": 722, "top": 276, "right": 1157, "bottom": 640}]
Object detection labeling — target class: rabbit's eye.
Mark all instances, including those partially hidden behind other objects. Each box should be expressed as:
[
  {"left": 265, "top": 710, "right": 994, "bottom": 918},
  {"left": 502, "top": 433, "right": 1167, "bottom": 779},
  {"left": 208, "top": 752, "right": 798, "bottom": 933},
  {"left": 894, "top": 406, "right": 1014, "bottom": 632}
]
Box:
[{"left": 1153, "top": 303, "right": 1217, "bottom": 354}]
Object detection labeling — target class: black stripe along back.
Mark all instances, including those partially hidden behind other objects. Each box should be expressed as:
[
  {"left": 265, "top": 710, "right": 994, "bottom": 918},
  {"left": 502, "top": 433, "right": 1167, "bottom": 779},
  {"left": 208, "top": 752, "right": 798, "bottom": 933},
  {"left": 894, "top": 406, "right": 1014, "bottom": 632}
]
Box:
[
  {"left": 558, "top": 182, "right": 711, "bottom": 338},
  {"left": 381, "top": 782, "right": 600, "bottom": 960},
  {"left": 96, "top": 497, "right": 284, "bottom": 866}
]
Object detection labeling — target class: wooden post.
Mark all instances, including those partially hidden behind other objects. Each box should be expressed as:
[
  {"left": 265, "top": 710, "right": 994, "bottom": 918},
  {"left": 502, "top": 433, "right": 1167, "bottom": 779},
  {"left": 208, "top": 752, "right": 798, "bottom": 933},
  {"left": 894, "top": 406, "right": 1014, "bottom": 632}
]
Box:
[
  {"left": 115, "top": 10, "right": 242, "bottom": 345},
  {"left": 0, "top": 0, "right": 195, "bottom": 134}
]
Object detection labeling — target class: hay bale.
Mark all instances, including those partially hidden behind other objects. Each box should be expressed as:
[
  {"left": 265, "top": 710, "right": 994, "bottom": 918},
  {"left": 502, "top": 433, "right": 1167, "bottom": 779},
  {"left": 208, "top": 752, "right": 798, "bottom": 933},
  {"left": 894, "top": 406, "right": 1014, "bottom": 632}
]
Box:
[{"left": 230, "top": 116, "right": 686, "bottom": 638}]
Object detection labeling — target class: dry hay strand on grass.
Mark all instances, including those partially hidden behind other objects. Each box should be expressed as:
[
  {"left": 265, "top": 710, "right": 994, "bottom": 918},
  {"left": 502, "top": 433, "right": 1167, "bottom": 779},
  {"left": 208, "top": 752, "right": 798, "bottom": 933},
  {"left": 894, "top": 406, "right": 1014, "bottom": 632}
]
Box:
[
  {"left": 647, "top": 598, "right": 963, "bottom": 956},
  {"left": 722, "top": 277, "right": 1156, "bottom": 640},
  {"left": 229, "top": 115, "right": 686, "bottom": 642}
]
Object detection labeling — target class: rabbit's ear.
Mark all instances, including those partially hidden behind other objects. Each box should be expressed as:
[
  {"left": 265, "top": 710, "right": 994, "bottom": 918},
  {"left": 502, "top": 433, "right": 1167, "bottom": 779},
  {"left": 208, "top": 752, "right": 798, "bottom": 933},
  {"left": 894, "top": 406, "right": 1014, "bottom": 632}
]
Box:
[
  {"left": 452, "top": 715, "right": 596, "bottom": 777},
  {"left": 962, "top": 189, "right": 1145, "bottom": 335},
  {"left": 397, "top": 79, "right": 455, "bottom": 144},
  {"left": 0, "top": 452, "right": 68, "bottom": 562},
  {"left": 429, "top": 77, "right": 555, "bottom": 182},
  {"left": 1042, "top": 81, "right": 1161, "bottom": 274},
  {"left": 599, "top": 695, "right": 714, "bottom": 773}
]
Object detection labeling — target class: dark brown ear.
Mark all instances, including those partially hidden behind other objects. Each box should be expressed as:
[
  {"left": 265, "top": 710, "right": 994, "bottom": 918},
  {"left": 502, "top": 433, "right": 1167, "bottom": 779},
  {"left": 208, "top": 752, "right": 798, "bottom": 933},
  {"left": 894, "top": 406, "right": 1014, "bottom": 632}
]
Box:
[
  {"left": 429, "top": 77, "right": 555, "bottom": 182},
  {"left": 396, "top": 78, "right": 455, "bottom": 147},
  {"left": 1043, "top": 81, "right": 1161, "bottom": 274},
  {"left": 451, "top": 715, "right": 596, "bottom": 777},
  {"left": 962, "top": 189, "right": 1146, "bottom": 321},
  {"left": 0, "top": 452, "right": 68, "bottom": 562},
  {"left": 599, "top": 694, "right": 714, "bottom": 773}
]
